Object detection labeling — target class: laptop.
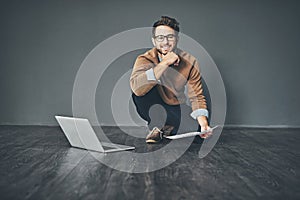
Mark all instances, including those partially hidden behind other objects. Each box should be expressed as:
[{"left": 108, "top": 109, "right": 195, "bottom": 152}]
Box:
[{"left": 55, "top": 116, "right": 135, "bottom": 153}]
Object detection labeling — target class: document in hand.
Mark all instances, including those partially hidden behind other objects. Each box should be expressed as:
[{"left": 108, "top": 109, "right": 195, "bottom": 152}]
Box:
[{"left": 164, "top": 126, "right": 219, "bottom": 140}]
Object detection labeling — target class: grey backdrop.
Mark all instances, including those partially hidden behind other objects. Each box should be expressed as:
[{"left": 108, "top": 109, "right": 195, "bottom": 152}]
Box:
[{"left": 0, "top": 0, "right": 299, "bottom": 127}]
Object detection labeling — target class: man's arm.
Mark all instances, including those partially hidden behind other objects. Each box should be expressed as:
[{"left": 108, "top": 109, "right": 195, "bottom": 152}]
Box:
[
  {"left": 130, "top": 52, "right": 179, "bottom": 96},
  {"left": 130, "top": 56, "right": 158, "bottom": 96},
  {"left": 187, "top": 60, "right": 212, "bottom": 138},
  {"left": 152, "top": 51, "right": 179, "bottom": 79}
]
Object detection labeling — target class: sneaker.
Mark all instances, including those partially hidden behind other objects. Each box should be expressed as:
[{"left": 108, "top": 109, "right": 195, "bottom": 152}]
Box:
[
  {"left": 161, "top": 125, "right": 175, "bottom": 136},
  {"left": 146, "top": 127, "right": 163, "bottom": 143}
]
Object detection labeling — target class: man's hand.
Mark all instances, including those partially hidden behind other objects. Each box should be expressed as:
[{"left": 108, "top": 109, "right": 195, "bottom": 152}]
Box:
[
  {"left": 160, "top": 51, "right": 180, "bottom": 66},
  {"left": 197, "top": 115, "right": 212, "bottom": 139},
  {"left": 153, "top": 51, "right": 180, "bottom": 80}
]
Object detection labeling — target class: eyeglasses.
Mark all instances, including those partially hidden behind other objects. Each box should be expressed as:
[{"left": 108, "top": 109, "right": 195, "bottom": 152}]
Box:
[{"left": 154, "top": 34, "right": 176, "bottom": 42}]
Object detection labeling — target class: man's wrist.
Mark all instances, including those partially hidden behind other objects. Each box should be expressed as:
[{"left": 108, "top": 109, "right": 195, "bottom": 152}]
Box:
[
  {"left": 197, "top": 115, "right": 208, "bottom": 127},
  {"left": 159, "top": 60, "right": 170, "bottom": 67}
]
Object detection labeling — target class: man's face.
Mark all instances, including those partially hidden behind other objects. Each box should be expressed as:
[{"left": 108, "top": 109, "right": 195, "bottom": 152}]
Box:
[{"left": 152, "top": 25, "right": 178, "bottom": 55}]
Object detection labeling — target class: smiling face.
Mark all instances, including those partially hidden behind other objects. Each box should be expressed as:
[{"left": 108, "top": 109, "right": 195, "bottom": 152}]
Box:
[{"left": 152, "top": 25, "right": 178, "bottom": 55}]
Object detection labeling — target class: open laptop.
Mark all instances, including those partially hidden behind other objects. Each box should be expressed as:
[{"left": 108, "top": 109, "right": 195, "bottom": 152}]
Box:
[{"left": 55, "top": 116, "right": 135, "bottom": 153}]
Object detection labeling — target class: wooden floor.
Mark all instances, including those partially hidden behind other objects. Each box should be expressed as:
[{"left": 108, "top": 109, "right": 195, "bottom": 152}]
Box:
[{"left": 0, "top": 126, "right": 299, "bottom": 200}]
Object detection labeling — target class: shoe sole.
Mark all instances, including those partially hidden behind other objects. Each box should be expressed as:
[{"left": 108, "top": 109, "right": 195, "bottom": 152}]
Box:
[{"left": 146, "top": 139, "right": 161, "bottom": 143}]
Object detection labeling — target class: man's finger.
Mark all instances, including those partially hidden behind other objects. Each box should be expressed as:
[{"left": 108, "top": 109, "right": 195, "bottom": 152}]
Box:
[{"left": 175, "top": 57, "right": 180, "bottom": 66}]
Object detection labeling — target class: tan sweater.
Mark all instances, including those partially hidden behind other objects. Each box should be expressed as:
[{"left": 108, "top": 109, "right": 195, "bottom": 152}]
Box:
[{"left": 130, "top": 47, "right": 207, "bottom": 111}]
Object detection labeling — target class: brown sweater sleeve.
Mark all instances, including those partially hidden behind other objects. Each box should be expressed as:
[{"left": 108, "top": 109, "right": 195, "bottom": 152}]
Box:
[
  {"left": 130, "top": 55, "right": 157, "bottom": 96},
  {"left": 187, "top": 60, "right": 207, "bottom": 111}
]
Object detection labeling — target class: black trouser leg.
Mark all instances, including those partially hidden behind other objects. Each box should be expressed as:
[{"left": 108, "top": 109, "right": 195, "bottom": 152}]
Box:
[
  {"left": 132, "top": 86, "right": 200, "bottom": 135},
  {"left": 131, "top": 86, "right": 164, "bottom": 126}
]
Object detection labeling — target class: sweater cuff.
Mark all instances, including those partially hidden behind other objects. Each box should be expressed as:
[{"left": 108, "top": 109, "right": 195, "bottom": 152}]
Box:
[
  {"left": 146, "top": 68, "right": 156, "bottom": 81},
  {"left": 190, "top": 109, "right": 209, "bottom": 119}
]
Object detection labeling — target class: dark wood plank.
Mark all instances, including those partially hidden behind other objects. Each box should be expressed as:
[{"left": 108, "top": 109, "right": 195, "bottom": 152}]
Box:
[{"left": 0, "top": 126, "right": 299, "bottom": 200}]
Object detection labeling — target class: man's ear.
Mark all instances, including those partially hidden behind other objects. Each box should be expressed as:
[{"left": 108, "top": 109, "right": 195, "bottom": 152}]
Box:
[{"left": 151, "top": 37, "right": 156, "bottom": 46}]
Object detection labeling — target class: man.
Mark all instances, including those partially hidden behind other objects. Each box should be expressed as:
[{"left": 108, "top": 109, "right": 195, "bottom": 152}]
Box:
[{"left": 130, "top": 16, "right": 212, "bottom": 143}]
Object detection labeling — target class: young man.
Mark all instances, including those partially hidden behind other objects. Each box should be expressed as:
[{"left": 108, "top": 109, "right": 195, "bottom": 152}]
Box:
[{"left": 130, "top": 16, "right": 212, "bottom": 143}]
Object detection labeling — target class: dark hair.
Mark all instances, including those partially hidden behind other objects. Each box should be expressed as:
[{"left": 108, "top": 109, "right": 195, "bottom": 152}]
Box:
[{"left": 152, "top": 16, "right": 180, "bottom": 37}]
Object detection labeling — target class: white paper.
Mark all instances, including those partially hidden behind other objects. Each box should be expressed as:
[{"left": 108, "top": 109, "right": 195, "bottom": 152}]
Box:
[{"left": 164, "top": 126, "right": 219, "bottom": 140}]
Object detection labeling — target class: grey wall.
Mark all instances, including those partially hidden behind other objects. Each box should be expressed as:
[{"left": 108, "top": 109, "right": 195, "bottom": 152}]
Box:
[{"left": 0, "top": 0, "right": 299, "bottom": 127}]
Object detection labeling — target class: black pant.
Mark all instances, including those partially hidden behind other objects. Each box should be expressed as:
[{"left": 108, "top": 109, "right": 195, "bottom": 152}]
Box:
[{"left": 132, "top": 86, "right": 201, "bottom": 135}]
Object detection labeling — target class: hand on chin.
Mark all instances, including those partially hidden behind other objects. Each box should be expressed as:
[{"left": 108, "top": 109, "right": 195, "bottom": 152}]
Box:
[{"left": 160, "top": 49, "right": 170, "bottom": 56}]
